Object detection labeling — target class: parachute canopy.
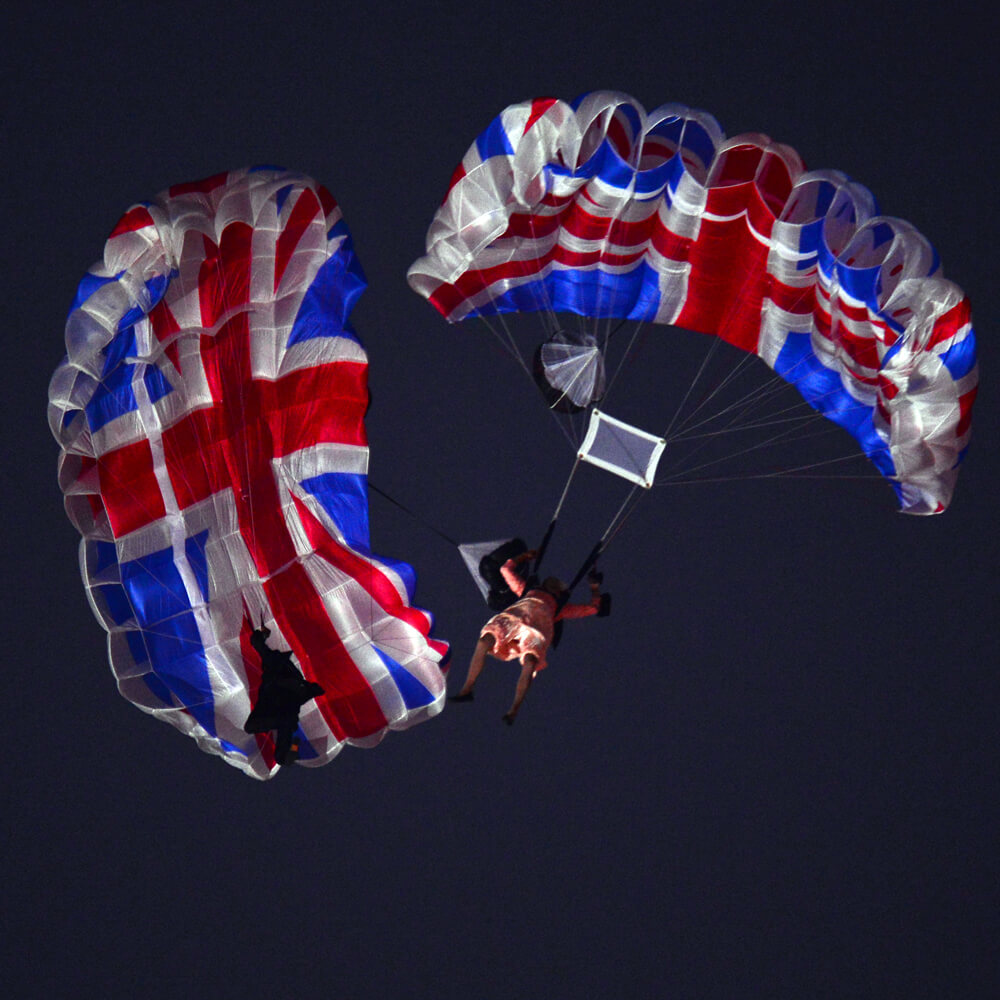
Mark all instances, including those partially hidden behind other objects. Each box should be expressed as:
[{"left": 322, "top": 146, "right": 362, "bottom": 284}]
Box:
[
  {"left": 408, "top": 92, "right": 978, "bottom": 513},
  {"left": 49, "top": 168, "right": 448, "bottom": 779}
]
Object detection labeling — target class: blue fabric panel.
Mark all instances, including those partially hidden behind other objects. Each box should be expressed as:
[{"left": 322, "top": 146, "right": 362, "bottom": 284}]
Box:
[
  {"left": 70, "top": 270, "right": 122, "bottom": 315},
  {"left": 118, "top": 304, "right": 146, "bottom": 333},
  {"left": 774, "top": 332, "right": 896, "bottom": 480},
  {"left": 142, "top": 671, "right": 175, "bottom": 710},
  {"left": 373, "top": 646, "right": 435, "bottom": 709},
  {"left": 287, "top": 244, "right": 366, "bottom": 347},
  {"left": 86, "top": 366, "right": 138, "bottom": 430},
  {"left": 92, "top": 539, "right": 119, "bottom": 576},
  {"left": 644, "top": 115, "right": 684, "bottom": 151},
  {"left": 185, "top": 530, "right": 210, "bottom": 603},
  {"left": 300, "top": 472, "right": 371, "bottom": 552},
  {"left": 941, "top": 330, "right": 977, "bottom": 380},
  {"left": 328, "top": 218, "right": 351, "bottom": 242},
  {"left": 144, "top": 364, "right": 172, "bottom": 404},
  {"left": 680, "top": 120, "right": 719, "bottom": 170},
  {"left": 216, "top": 737, "right": 249, "bottom": 757},
  {"left": 292, "top": 726, "right": 318, "bottom": 761},
  {"left": 836, "top": 261, "right": 881, "bottom": 305},
  {"left": 615, "top": 101, "right": 642, "bottom": 139},
  {"left": 275, "top": 183, "right": 293, "bottom": 215},
  {"left": 144, "top": 272, "right": 170, "bottom": 312},
  {"left": 476, "top": 111, "right": 516, "bottom": 161},
  {"left": 121, "top": 546, "right": 192, "bottom": 624},
  {"left": 472, "top": 259, "right": 663, "bottom": 324},
  {"left": 125, "top": 629, "right": 150, "bottom": 666},
  {"left": 97, "top": 582, "right": 132, "bottom": 626},
  {"left": 570, "top": 140, "right": 634, "bottom": 188},
  {"left": 119, "top": 543, "right": 216, "bottom": 735},
  {"left": 374, "top": 554, "right": 417, "bottom": 602},
  {"left": 811, "top": 179, "right": 836, "bottom": 219},
  {"left": 869, "top": 221, "right": 895, "bottom": 248},
  {"left": 102, "top": 324, "right": 137, "bottom": 375},
  {"left": 631, "top": 157, "right": 675, "bottom": 197}
]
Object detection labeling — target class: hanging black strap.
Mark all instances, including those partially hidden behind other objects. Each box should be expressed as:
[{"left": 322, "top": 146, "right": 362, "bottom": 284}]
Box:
[
  {"left": 532, "top": 519, "right": 557, "bottom": 578},
  {"left": 566, "top": 540, "right": 604, "bottom": 594}
]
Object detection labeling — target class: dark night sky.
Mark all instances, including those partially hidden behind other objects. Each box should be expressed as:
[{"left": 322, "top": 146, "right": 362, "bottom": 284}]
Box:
[{"left": 4, "top": 3, "right": 998, "bottom": 997}]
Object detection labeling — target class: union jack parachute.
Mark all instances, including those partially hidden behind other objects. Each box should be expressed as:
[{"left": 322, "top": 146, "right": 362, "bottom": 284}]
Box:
[
  {"left": 408, "top": 92, "right": 978, "bottom": 514},
  {"left": 49, "top": 168, "right": 448, "bottom": 779}
]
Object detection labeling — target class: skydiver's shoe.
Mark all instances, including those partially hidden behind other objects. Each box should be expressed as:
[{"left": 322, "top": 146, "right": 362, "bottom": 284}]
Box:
[
  {"left": 449, "top": 691, "right": 474, "bottom": 702},
  {"left": 502, "top": 712, "right": 516, "bottom": 726}
]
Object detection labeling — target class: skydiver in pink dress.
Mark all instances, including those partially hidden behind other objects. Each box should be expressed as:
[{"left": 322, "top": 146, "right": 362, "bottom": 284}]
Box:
[{"left": 451, "top": 549, "right": 609, "bottom": 724}]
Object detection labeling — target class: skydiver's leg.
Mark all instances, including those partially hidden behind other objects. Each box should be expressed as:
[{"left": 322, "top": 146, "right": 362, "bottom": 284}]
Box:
[
  {"left": 503, "top": 654, "right": 537, "bottom": 725},
  {"left": 452, "top": 634, "right": 495, "bottom": 700},
  {"left": 274, "top": 725, "right": 296, "bottom": 766}
]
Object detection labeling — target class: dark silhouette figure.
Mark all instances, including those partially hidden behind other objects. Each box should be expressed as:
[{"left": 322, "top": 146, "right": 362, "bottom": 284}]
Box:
[{"left": 243, "top": 625, "right": 325, "bottom": 766}]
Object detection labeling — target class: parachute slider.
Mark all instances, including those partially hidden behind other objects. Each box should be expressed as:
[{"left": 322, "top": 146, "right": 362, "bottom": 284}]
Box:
[{"left": 577, "top": 409, "right": 666, "bottom": 489}]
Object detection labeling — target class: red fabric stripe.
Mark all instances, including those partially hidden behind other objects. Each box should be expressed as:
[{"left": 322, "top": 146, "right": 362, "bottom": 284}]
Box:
[
  {"left": 878, "top": 375, "right": 899, "bottom": 400},
  {"left": 261, "top": 363, "right": 368, "bottom": 455},
  {"left": 524, "top": 97, "right": 559, "bottom": 134},
  {"left": 98, "top": 439, "right": 167, "bottom": 536},
  {"left": 274, "top": 187, "right": 321, "bottom": 291},
  {"left": 604, "top": 115, "right": 632, "bottom": 159},
  {"left": 109, "top": 205, "right": 155, "bottom": 238},
  {"left": 445, "top": 161, "right": 467, "bottom": 197},
  {"left": 292, "top": 495, "right": 438, "bottom": 642},
  {"left": 956, "top": 387, "right": 977, "bottom": 437},
  {"left": 198, "top": 224, "right": 253, "bottom": 327},
  {"left": 927, "top": 297, "right": 971, "bottom": 350},
  {"left": 149, "top": 297, "right": 181, "bottom": 345},
  {"left": 675, "top": 214, "right": 768, "bottom": 351},
  {"left": 829, "top": 320, "right": 882, "bottom": 371},
  {"left": 263, "top": 561, "right": 386, "bottom": 740},
  {"left": 316, "top": 184, "right": 338, "bottom": 220}
]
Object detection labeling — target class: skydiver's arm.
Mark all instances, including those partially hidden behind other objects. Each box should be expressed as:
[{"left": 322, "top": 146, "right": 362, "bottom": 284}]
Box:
[
  {"left": 500, "top": 551, "right": 536, "bottom": 597},
  {"left": 557, "top": 576, "right": 607, "bottom": 620}
]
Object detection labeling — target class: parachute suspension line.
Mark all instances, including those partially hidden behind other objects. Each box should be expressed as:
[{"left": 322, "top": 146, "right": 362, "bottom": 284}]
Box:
[
  {"left": 671, "top": 360, "right": 808, "bottom": 440},
  {"left": 603, "top": 318, "right": 647, "bottom": 403},
  {"left": 363, "top": 478, "right": 458, "bottom": 660},
  {"left": 551, "top": 454, "right": 583, "bottom": 523},
  {"left": 657, "top": 410, "right": 840, "bottom": 483},
  {"left": 602, "top": 481, "right": 644, "bottom": 545},
  {"left": 667, "top": 370, "right": 865, "bottom": 446},
  {"left": 532, "top": 453, "right": 583, "bottom": 576},
  {"left": 475, "top": 313, "right": 527, "bottom": 370},
  {"left": 671, "top": 409, "right": 829, "bottom": 442},
  {"left": 662, "top": 334, "right": 724, "bottom": 439},
  {"left": 657, "top": 366, "right": 890, "bottom": 483},
  {"left": 368, "top": 482, "right": 459, "bottom": 548},
  {"left": 668, "top": 331, "right": 851, "bottom": 445},
  {"left": 565, "top": 481, "right": 646, "bottom": 593},
  {"left": 474, "top": 314, "right": 579, "bottom": 451},
  {"left": 658, "top": 451, "right": 887, "bottom": 486},
  {"left": 661, "top": 360, "right": 885, "bottom": 482},
  {"left": 668, "top": 375, "right": 809, "bottom": 441},
  {"left": 668, "top": 345, "right": 761, "bottom": 439}
]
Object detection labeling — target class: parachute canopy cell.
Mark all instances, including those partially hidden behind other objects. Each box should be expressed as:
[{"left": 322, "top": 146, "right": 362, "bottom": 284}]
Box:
[
  {"left": 408, "top": 92, "right": 978, "bottom": 513},
  {"left": 49, "top": 168, "right": 449, "bottom": 779}
]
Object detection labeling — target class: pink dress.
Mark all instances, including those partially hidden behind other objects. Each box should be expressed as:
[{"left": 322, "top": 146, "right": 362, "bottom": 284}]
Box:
[{"left": 480, "top": 559, "right": 600, "bottom": 672}]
